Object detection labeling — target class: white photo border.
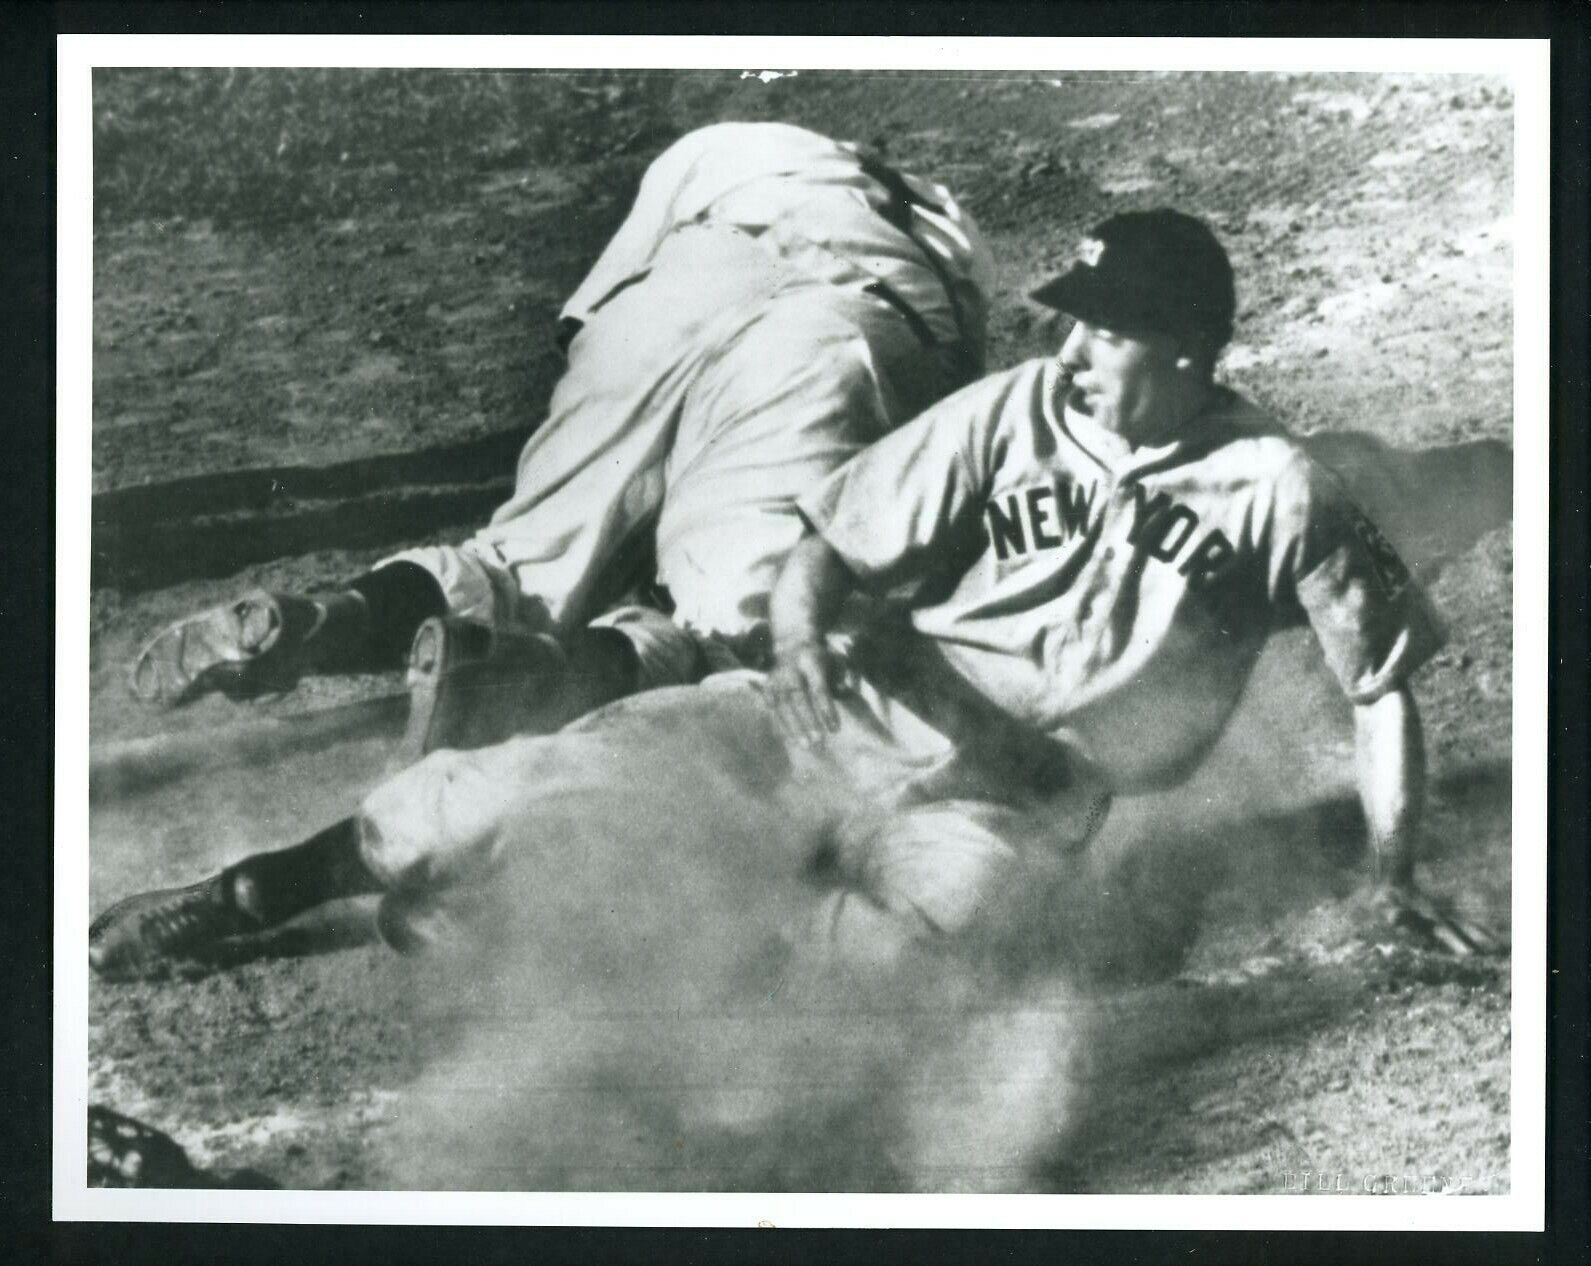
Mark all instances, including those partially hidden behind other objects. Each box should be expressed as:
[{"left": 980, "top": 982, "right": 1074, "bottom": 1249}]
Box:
[{"left": 55, "top": 33, "right": 1551, "bottom": 1231}]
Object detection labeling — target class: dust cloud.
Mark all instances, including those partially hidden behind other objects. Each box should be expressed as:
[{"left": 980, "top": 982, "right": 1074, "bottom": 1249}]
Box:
[
  {"left": 375, "top": 729, "right": 1141, "bottom": 1192},
  {"left": 375, "top": 435, "right": 1511, "bottom": 1192}
]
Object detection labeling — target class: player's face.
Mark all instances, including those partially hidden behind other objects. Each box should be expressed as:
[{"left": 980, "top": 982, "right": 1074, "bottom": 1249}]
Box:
[{"left": 1056, "top": 319, "right": 1194, "bottom": 446}]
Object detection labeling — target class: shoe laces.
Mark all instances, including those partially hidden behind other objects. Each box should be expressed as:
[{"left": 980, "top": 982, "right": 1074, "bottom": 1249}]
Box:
[{"left": 138, "top": 884, "right": 239, "bottom": 955}]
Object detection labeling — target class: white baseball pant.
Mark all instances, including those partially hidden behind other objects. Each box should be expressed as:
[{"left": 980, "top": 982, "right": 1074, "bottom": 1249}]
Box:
[{"left": 356, "top": 670, "right": 1112, "bottom": 969}]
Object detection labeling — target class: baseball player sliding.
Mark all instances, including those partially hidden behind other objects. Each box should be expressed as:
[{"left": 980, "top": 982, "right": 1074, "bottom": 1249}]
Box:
[
  {"left": 92, "top": 208, "right": 1497, "bottom": 982},
  {"left": 127, "top": 122, "right": 994, "bottom": 754}
]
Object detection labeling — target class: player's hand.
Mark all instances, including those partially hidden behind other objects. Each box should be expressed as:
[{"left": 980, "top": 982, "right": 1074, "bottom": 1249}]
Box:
[
  {"left": 1368, "top": 881, "right": 1504, "bottom": 958},
  {"left": 767, "top": 640, "right": 848, "bottom": 747}
]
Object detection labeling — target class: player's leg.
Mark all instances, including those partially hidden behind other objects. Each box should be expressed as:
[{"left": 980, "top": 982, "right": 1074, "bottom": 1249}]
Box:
[
  {"left": 88, "top": 815, "right": 381, "bottom": 979},
  {"left": 648, "top": 284, "right": 938, "bottom": 659},
  {"left": 90, "top": 676, "right": 820, "bottom": 976},
  {"left": 394, "top": 611, "right": 658, "bottom": 761},
  {"left": 375, "top": 225, "right": 809, "bottom": 655},
  {"left": 365, "top": 675, "right": 832, "bottom": 951}
]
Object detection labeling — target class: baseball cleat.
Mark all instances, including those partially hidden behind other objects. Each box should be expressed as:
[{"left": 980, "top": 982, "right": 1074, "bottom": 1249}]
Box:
[
  {"left": 397, "top": 615, "right": 568, "bottom": 764},
  {"left": 89, "top": 876, "right": 257, "bottom": 981},
  {"left": 128, "top": 590, "right": 326, "bottom": 707}
]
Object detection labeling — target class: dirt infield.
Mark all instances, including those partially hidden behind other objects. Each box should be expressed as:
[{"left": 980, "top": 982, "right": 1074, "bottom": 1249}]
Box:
[{"left": 87, "top": 68, "right": 1514, "bottom": 1193}]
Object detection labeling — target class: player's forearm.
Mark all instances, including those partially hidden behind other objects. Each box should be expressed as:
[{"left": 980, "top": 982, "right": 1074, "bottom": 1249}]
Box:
[
  {"left": 770, "top": 533, "right": 858, "bottom": 653},
  {"left": 1352, "top": 685, "right": 1425, "bottom": 890}
]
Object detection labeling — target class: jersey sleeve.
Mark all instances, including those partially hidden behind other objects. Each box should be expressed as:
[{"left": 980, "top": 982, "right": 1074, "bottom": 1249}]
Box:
[
  {"left": 796, "top": 372, "right": 1005, "bottom": 585},
  {"left": 1270, "top": 450, "right": 1447, "bottom": 704}
]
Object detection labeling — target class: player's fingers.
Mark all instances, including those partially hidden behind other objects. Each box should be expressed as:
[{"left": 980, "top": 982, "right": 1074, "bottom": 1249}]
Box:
[
  {"left": 1451, "top": 915, "right": 1504, "bottom": 955},
  {"left": 768, "top": 687, "right": 803, "bottom": 746},
  {"left": 781, "top": 651, "right": 830, "bottom": 737},
  {"left": 1410, "top": 891, "right": 1502, "bottom": 957},
  {"left": 768, "top": 676, "right": 818, "bottom": 748},
  {"left": 1389, "top": 904, "right": 1449, "bottom": 952},
  {"left": 783, "top": 670, "right": 827, "bottom": 747},
  {"left": 1428, "top": 919, "right": 1477, "bottom": 958},
  {"left": 802, "top": 659, "right": 841, "bottom": 732},
  {"left": 763, "top": 673, "right": 799, "bottom": 739}
]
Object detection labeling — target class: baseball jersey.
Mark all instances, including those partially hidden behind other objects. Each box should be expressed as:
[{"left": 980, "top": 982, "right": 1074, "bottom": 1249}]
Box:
[{"left": 799, "top": 358, "right": 1445, "bottom": 792}]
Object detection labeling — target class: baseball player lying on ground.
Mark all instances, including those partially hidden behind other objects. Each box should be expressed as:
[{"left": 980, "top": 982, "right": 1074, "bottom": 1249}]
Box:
[
  {"left": 126, "top": 122, "right": 994, "bottom": 756},
  {"left": 92, "top": 208, "right": 1500, "bottom": 981}
]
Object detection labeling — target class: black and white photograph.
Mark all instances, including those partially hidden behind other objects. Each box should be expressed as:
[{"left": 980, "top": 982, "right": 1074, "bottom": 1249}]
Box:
[{"left": 57, "top": 35, "right": 1548, "bottom": 1226}]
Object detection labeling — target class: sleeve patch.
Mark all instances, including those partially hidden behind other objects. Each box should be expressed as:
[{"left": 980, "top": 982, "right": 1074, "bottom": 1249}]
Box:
[{"left": 1346, "top": 501, "right": 1412, "bottom": 599}]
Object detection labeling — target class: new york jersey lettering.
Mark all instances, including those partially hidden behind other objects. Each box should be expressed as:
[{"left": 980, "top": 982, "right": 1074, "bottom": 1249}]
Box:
[
  {"left": 1128, "top": 483, "right": 1236, "bottom": 585},
  {"left": 985, "top": 478, "right": 1100, "bottom": 560}
]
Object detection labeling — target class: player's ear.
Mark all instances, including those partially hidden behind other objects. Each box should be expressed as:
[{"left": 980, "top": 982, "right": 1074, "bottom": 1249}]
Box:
[{"left": 1173, "top": 335, "right": 1215, "bottom": 379}]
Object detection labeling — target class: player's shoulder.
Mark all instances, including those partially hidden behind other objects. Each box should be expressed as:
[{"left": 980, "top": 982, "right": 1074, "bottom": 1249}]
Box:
[
  {"left": 1193, "top": 386, "right": 1353, "bottom": 522},
  {"left": 1197, "top": 387, "right": 1307, "bottom": 474}
]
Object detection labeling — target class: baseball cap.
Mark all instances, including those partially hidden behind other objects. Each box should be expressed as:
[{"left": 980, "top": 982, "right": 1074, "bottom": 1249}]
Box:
[{"left": 1029, "top": 209, "right": 1236, "bottom": 347}]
